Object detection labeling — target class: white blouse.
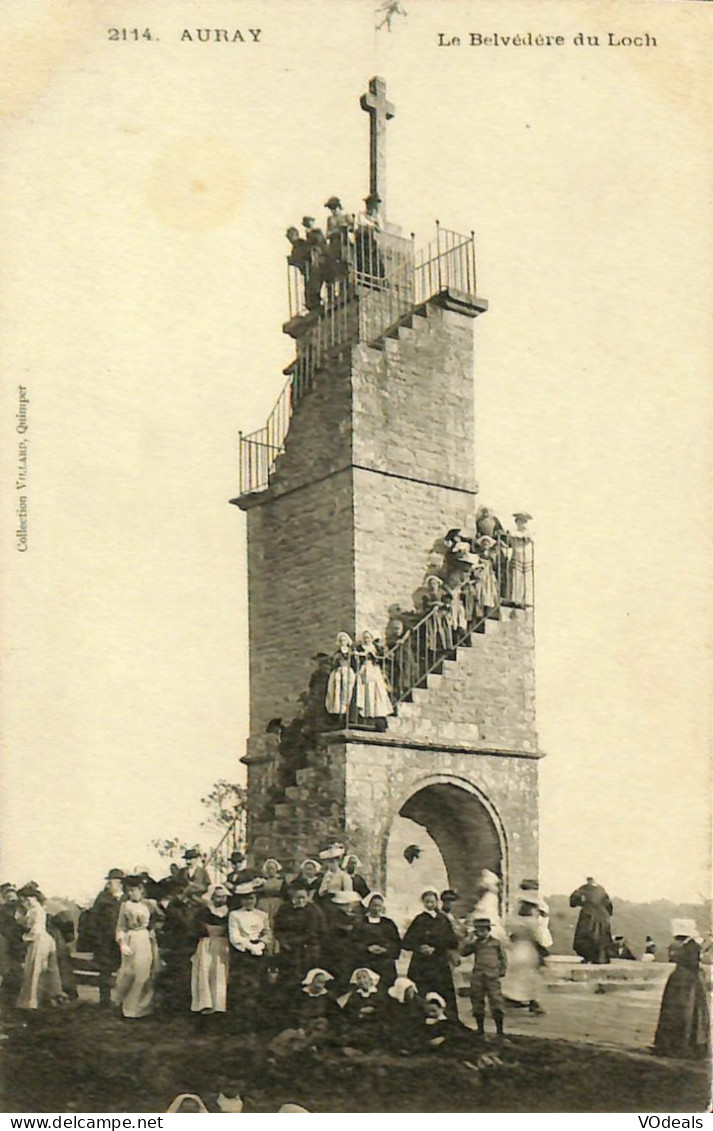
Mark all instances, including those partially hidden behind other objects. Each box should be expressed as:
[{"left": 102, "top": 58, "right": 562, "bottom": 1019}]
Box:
[{"left": 228, "top": 908, "right": 271, "bottom": 955}]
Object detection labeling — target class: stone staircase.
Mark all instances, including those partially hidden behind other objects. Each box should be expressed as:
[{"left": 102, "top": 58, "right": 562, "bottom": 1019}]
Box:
[{"left": 386, "top": 608, "right": 537, "bottom": 753}]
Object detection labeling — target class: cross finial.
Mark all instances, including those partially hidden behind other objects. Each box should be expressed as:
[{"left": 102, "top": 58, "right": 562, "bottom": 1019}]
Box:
[{"left": 360, "top": 76, "right": 395, "bottom": 220}]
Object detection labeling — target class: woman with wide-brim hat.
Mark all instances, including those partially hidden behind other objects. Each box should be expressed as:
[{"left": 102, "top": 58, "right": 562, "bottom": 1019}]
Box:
[
  {"left": 16, "top": 884, "right": 65, "bottom": 1010},
  {"left": 114, "top": 875, "right": 159, "bottom": 1018},
  {"left": 227, "top": 879, "right": 271, "bottom": 1032},
  {"left": 473, "top": 535, "right": 500, "bottom": 616}
]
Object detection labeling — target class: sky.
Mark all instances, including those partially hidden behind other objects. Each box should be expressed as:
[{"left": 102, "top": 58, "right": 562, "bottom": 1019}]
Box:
[{"left": 1, "top": 0, "right": 711, "bottom": 906}]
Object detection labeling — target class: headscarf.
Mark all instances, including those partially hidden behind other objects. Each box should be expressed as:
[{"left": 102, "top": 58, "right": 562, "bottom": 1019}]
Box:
[
  {"left": 424, "top": 991, "right": 447, "bottom": 1023},
  {"left": 165, "top": 1094, "right": 209, "bottom": 1114},
  {"left": 387, "top": 976, "right": 418, "bottom": 1004},
  {"left": 671, "top": 918, "right": 701, "bottom": 942},
  {"left": 421, "top": 889, "right": 439, "bottom": 917},
  {"left": 362, "top": 890, "right": 385, "bottom": 916},
  {"left": 204, "top": 884, "right": 229, "bottom": 917},
  {"left": 262, "top": 858, "right": 283, "bottom": 876},
  {"left": 299, "top": 858, "right": 321, "bottom": 874},
  {"left": 342, "top": 854, "right": 362, "bottom": 872},
  {"left": 301, "top": 967, "right": 334, "bottom": 991},
  {"left": 279, "top": 1104, "right": 311, "bottom": 1113},
  {"left": 349, "top": 967, "right": 380, "bottom": 997}
]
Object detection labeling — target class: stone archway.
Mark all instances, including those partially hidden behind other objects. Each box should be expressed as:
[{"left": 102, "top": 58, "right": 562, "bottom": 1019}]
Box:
[{"left": 385, "top": 776, "right": 507, "bottom": 915}]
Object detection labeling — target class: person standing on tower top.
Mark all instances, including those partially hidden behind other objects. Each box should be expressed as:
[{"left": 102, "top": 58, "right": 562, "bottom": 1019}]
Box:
[
  {"left": 505, "top": 512, "right": 534, "bottom": 606},
  {"left": 355, "top": 194, "right": 385, "bottom": 280},
  {"left": 324, "top": 196, "right": 353, "bottom": 264}
]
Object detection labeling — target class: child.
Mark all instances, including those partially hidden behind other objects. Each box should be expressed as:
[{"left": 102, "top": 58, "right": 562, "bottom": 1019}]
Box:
[{"left": 461, "top": 916, "right": 507, "bottom": 1040}]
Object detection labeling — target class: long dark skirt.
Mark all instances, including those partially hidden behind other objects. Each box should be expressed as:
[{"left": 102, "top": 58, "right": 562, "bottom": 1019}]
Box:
[
  {"left": 654, "top": 966, "right": 710, "bottom": 1059},
  {"left": 228, "top": 950, "right": 265, "bottom": 1032},
  {"left": 406, "top": 952, "right": 457, "bottom": 1018}
]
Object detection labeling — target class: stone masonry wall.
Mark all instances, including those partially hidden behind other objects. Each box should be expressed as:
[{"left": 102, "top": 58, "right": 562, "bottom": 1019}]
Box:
[
  {"left": 387, "top": 609, "right": 538, "bottom": 753},
  {"left": 339, "top": 737, "right": 540, "bottom": 913},
  {"left": 352, "top": 303, "right": 477, "bottom": 491},
  {"left": 245, "top": 471, "right": 356, "bottom": 740},
  {"left": 351, "top": 302, "right": 480, "bottom": 639}
]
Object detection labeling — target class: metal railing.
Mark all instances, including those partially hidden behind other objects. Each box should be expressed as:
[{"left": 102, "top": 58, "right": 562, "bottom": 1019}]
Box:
[
  {"left": 205, "top": 815, "right": 245, "bottom": 883},
  {"left": 238, "top": 223, "right": 480, "bottom": 495},
  {"left": 324, "top": 540, "right": 533, "bottom": 732}
]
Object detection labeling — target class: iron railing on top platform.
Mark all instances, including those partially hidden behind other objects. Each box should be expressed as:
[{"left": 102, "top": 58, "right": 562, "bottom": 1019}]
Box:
[
  {"left": 324, "top": 541, "right": 534, "bottom": 733},
  {"left": 238, "top": 223, "right": 479, "bottom": 495}
]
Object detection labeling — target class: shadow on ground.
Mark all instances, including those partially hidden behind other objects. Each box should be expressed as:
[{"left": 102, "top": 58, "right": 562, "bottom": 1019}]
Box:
[{"left": 2, "top": 1004, "right": 709, "bottom": 1114}]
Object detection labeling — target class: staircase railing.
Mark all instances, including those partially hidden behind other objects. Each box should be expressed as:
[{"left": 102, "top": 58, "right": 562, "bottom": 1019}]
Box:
[
  {"left": 205, "top": 815, "right": 245, "bottom": 883},
  {"left": 238, "top": 223, "right": 480, "bottom": 495},
  {"left": 327, "top": 542, "right": 533, "bottom": 732}
]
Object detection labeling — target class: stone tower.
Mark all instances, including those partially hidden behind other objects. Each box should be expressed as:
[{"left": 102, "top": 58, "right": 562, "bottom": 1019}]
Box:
[{"left": 232, "top": 78, "right": 542, "bottom": 913}]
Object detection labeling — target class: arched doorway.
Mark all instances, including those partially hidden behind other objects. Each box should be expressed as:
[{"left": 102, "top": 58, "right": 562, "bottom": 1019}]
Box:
[{"left": 384, "top": 777, "right": 507, "bottom": 926}]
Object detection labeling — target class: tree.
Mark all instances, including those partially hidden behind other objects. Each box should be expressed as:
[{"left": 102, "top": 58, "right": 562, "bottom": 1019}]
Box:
[{"left": 151, "top": 779, "right": 248, "bottom": 878}]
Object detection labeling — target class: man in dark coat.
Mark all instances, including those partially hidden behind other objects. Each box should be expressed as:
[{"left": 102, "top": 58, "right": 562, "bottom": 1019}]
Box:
[
  {"left": 155, "top": 882, "right": 201, "bottom": 1013},
  {"left": 0, "top": 885, "right": 24, "bottom": 1007},
  {"left": 569, "top": 876, "right": 614, "bottom": 964},
  {"left": 177, "top": 849, "right": 210, "bottom": 897},
  {"left": 91, "top": 868, "right": 125, "bottom": 1006}
]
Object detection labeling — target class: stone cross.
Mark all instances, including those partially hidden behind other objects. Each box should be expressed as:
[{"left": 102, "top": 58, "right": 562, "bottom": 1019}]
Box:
[{"left": 360, "top": 76, "right": 395, "bottom": 219}]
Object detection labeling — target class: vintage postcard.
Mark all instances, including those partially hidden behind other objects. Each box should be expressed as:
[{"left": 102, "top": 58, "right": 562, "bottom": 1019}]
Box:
[{"left": 1, "top": 0, "right": 711, "bottom": 1117}]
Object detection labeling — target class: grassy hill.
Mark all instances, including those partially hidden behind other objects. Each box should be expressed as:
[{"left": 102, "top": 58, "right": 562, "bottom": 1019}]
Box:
[{"left": 546, "top": 894, "right": 712, "bottom": 959}]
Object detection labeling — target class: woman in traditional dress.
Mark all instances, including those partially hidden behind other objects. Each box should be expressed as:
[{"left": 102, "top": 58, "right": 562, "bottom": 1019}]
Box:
[
  {"left": 190, "top": 884, "right": 231, "bottom": 1014},
  {"left": 422, "top": 575, "right": 453, "bottom": 653},
  {"left": 324, "top": 632, "right": 358, "bottom": 719},
  {"left": 470, "top": 869, "right": 507, "bottom": 942},
  {"left": 385, "top": 976, "right": 424, "bottom": 1053},
  {"left": 341, "top": 854, "right": 369, "bottom": 899},
  {"left": 286, "top": 859, "right": 322, "bottom": 901},
  {"left": 340, "top": 967, "right": 384, "bottom": 1048},
  {"left": 402, "top": 890, "right": 459, "bottom": 1017},
  {"left": 298, "top": 967, "right": 342, "bottom": 1038},
  {"left": 315, "top": 842, "right": 353, "bottom": 903},
  {"left": 114, "top": 876, "right": 159, "bottom": 1018},
  {"left": 353, "top": 892, "right": 401, "bottom": 989},
  {"left": 355, "top": 631, "right": 393, "bottom": 728},
  {"left": 473, "top": 536, "right": 500, "bottom": 616},
  {"left": 501, "top": 915, "right": 546, "bottom": 1015},
  {"left": 322, "top": 890, "right": 363, "bottom": 993},
  {"left": 228, "top": 880, "right": 271, "bottom": 1030},
  {"left": 16, "top": 885, "right": 65, "bottom": 1010},
  {"left": 257, "top": 859, "right": 285, "bottom": 939},
  {"left": 506, "top": 512, "right": 534, "bottom": 606},
  {"left": 653, "top": 920, "right": 710, "bottom": 1059}
]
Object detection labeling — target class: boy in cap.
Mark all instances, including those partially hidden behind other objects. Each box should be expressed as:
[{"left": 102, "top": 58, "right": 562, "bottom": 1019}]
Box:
[{"left": 462, "top": 916, "right": 508, "bottom": 1040}]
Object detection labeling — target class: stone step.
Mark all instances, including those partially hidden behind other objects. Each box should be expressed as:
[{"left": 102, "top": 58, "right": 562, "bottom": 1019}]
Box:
[
  {"left": 410, "top": 687, "right": 430, "bottom": 706},
  {"left": 596, "top": 980, "right": 654, "bottom": 995},
  {"left": 295, "top": 767, "right": 320, "bottom": 787},
  {"left": 545, "top": 960, "right": 672, "bottom": 984},
  {"left": 392, "top": 701, "right": 421, "bottom": 719}
]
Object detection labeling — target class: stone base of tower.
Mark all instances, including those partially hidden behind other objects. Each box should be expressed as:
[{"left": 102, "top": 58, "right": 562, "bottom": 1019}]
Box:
[
  {"left": 245, "top": 731, "right": 540, "bottom": 915},
  {"left": 243, "top": 606, "right": 542, "bottom": 913}
]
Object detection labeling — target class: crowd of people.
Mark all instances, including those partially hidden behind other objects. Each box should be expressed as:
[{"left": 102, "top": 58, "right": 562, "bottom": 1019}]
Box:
[
  {"left": 308, "top": 511, "right": 536, "bottom": 731},
  {"left": 286, "top": 193, "right": 386, "bottom": 313},
  {"left": 0, "top": 848, "right": 556, "bottom": 1066},
  {"left": 1, "top": 852, "right": 708, "bottom": 1065}
]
